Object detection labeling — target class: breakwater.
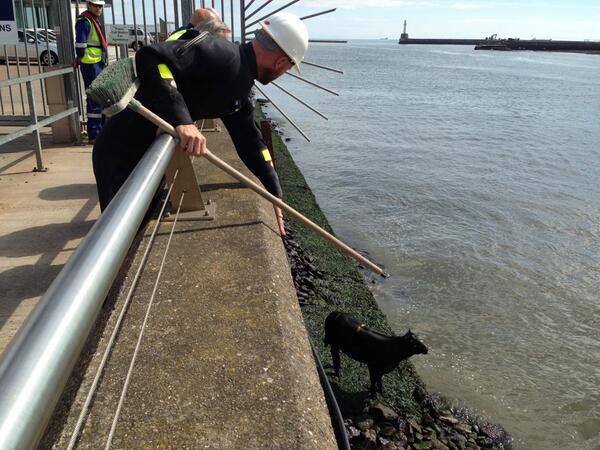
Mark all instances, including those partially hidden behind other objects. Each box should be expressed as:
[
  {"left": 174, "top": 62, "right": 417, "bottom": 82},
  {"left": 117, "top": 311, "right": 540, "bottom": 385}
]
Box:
[
  {"left": 474, "top": 39, "right": 600, "bottom": 54},
  {"left": 398, "top": 37, "right": 600, "bottom": 54},
  {"left": 399, "top": 38, "right": 483, "bottom": 45}
]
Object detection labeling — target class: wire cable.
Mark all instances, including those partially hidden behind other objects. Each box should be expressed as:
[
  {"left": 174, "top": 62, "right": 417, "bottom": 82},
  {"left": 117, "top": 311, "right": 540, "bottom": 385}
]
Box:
[
  {"left": 104, "top": 191, "right": 186, "bottom": 449},
  {"left": 67, "top": 178, "right": 179, "bottom": 450}
]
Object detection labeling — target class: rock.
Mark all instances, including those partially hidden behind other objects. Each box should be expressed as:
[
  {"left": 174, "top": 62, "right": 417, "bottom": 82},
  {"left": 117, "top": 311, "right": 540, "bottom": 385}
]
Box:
[
  {"left": 478, "top": 422, "right": 511, "bottom": 445},
  {"left": 357, "top": 418, "right": 375, "bottom": 431},
  {"left": 394, "top": 431, "right": 409, "bottom": 446},
  {"left": 346, "top": 425, "right": 361, "bottom": 439},
  {"left": 431, "top": 439, "right": 450, "bottom": 450},
  {"left": 370, "top": 404, "right": 400, "bottom": 423},
  {"left": 408, "top": 419, "right": 422, "bottom": 433},
  {"left": 285, "top": 137, "right": 291, "bottom": 142},
  {"left": 379, "top": 437, "right": 390, "bottom": 446},
  {"left": 379, "top": 425, "right": 398, "bottom": 438},
  {"left": 413, "top": 386, "right": 427, "bottom": 403},
  {"left": 382, "top": 442, "right": 401, "bottom": 450},
  {"left": 422, "top": 412, "right": 435, "bottom": 425},
  {"left": 454, "top": 422, "right": 471, "bottom": 434},
  {"left": 411, "top": 442, "right": 430, "bottom": 450},
  {"left": 476, "top": 436, "right": 493, "bottom": 448},
  {"left": 447, "top": 441, "right": 459, "bottom": 450},
  {"left": 451, "top": 433, "right": 467, "bottom": 449},
  {"left": 440, "top": 416, "right": 459, "bottom": 425},
  {"left": 354, "top": 429, "right": 377, "bottom": 450}
]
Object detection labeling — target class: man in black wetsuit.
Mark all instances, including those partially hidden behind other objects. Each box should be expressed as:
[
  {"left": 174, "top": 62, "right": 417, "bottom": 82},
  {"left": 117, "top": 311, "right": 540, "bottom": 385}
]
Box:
[{"left": 91, "top": 12, "right": 308, "bottom": 235}]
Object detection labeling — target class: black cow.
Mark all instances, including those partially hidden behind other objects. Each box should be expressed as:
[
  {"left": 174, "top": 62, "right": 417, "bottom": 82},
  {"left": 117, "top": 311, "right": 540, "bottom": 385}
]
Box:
[{"left": 324, "top": 311, "right": 428, "bottom": 394}]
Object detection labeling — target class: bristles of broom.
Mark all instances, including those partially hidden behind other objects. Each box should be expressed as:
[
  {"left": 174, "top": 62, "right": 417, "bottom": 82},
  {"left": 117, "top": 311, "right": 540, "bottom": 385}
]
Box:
[{"left": 86, "top": 57, "right": 139, "bottom": 117}]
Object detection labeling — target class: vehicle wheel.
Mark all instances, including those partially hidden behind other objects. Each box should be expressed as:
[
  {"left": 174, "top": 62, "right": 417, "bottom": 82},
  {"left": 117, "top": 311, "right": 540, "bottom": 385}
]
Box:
[
  {"left": 131, "top": 41, "right": 143, "bottom": 51},
  {"left": 40, "top": 51, "right": 58, "bottom": 66}
]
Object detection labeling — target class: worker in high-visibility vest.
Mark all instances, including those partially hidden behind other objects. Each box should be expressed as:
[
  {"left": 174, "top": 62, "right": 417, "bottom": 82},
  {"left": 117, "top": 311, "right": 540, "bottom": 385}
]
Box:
[{"left": 74, "top": 0, "right": 108, "bottom": 144}]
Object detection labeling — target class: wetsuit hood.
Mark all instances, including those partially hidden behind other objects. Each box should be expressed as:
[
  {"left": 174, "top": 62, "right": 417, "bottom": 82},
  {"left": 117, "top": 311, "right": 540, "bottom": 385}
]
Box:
[{"left": 240, "top": 42, "right": 258, "bottom": 81}]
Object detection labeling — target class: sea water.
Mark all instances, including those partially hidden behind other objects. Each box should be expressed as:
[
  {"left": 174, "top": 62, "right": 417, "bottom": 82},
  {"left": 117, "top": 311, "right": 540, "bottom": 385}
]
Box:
[{"left": 262, "top": 41, "right": 600, "bottom": 449}]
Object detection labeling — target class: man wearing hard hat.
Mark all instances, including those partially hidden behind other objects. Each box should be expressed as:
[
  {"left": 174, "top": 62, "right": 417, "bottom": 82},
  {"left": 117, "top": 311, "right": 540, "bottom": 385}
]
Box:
[
  {"left": 74, "top": 0, "right": 108, "bottom": 144},
  {"left": 92, "top": 12, "right": 308, "bottom": 235}
]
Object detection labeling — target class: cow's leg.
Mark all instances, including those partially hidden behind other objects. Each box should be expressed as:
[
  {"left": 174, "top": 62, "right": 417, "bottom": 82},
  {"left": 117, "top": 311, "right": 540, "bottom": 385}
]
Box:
[
  {"left": 331, "top": 345, "right": 341, "bottom": 376},
  {"left": 368, "top": 366, "right": 378, "bottom": 396}
]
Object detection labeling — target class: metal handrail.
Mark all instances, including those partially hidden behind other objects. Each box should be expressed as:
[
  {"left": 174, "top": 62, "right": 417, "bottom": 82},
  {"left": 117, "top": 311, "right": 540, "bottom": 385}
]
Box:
[
  {"left": 0, "top": 66, "right": 74, "bottom": 88},
  {"left": 0, "top": 134, "right": 177, "bottom": 450}
]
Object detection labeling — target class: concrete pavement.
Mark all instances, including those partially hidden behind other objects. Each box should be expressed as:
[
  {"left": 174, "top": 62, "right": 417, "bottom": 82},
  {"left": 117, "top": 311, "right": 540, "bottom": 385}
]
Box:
[{"left": 0, "top": 123, "right": 336, "bottom": 448}]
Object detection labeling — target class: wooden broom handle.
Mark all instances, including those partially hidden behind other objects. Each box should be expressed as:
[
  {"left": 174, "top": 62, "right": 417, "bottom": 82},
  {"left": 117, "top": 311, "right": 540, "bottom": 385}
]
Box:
[{"left": 132, "top": 101, "right": 387, "bottom": 276}]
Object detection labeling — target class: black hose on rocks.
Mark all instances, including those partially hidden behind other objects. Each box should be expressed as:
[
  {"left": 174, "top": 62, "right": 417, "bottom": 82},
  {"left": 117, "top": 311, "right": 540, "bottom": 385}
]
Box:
[{"left": 310, "top": 339, "right": 351, "bottom": 450}]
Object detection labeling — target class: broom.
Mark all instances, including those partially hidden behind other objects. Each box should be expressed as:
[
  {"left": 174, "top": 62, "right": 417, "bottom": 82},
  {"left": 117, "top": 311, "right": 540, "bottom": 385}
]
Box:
[{"left": 87, "top": 58, "right": 388, "bottom": 277}]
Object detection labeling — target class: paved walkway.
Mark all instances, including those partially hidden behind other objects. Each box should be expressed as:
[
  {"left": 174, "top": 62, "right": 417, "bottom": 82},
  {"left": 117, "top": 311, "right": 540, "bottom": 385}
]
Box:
[
  {"left": 0, "top": 125, "right": 336, "bottom": 448},
  {"left": 0, "top": 129, "right": 99, "bottom": 352}
]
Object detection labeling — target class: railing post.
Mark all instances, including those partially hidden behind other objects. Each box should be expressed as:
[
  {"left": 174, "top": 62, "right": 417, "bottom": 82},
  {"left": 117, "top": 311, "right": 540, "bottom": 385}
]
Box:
[{"left": 26, "top": 80, "right": 46, "bottom": 172}]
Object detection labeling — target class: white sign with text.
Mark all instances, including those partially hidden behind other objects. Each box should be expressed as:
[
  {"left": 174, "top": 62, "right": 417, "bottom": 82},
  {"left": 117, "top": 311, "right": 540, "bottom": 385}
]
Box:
[
  {"left": 0, "top": 0, "right": 18, "bottom": 45},
  {"left": 109, "top": 25, "right": 130, "bottom": 44}
]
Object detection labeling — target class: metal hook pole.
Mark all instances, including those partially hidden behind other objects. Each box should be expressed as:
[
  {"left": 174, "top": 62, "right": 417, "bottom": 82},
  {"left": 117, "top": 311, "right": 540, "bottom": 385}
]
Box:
[
  {"left": 244, "top": 0, "right": 273, "bottom": 21},
  {"left": 246, "top": 0, "right": 300, "bottom": 28},
  {"left": 300, "top": 8, "right": 336, "bottom": 21},
  {"left": 285, "top": 72, "right": 340, "bottom": 96},
  {"left": 254, "top": 84, "right": 311, "bottom": 142},
  {"left": 302, "top": 60, "right": 344, "bottom": 74},
  {"left": 271, "top": 81, "right": 328, "bottom": 120}
]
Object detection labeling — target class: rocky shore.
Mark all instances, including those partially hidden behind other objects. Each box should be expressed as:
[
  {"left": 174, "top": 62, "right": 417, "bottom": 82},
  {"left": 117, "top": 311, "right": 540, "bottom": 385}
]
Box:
[
  {"left": 262, "top": 106, "right": 513, "bottom": 450},
  {"left": 283, "top": 229, "right": 511, "bottom": 450}
]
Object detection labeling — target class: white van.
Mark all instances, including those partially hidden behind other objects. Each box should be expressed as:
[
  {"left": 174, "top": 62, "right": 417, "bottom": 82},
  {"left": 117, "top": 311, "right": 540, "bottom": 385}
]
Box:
[{"left": 128, "top": 28, "right": 154, "bottom": 50}]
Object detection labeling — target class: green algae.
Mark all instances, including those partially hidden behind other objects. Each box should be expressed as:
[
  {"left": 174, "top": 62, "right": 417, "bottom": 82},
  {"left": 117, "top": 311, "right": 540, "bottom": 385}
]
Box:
[{"left": 258, "top": 107, "right": 426, "bottom": 420}]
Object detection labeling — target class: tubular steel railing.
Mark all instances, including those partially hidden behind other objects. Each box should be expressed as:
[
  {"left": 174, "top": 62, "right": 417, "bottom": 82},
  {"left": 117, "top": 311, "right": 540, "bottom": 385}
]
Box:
[{"left": 0, "top": 134, "right": 177, "bottom": 450}]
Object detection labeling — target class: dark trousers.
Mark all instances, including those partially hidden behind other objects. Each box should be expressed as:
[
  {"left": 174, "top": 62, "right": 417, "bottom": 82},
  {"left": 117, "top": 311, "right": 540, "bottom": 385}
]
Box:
[
  {"left": 81, "top": 61, "right": 105, "bottom": 140},
  {"left": 92, "top": 107, "right": 158, "bottom": 211}
]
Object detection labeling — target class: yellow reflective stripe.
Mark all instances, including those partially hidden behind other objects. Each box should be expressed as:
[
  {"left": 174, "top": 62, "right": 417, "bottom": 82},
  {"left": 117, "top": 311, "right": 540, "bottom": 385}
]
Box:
[
  {"left": 157, "top": 63, "right": 174, "bottom": 79},
  {"left": 166, "top": 29, "right": 186, "bottom": 41},
  {"left": 261, "top": 148, "right": 272, "bottom": 162}
]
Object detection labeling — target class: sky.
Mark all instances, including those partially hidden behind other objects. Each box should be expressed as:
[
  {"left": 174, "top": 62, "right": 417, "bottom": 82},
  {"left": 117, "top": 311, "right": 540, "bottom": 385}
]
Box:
[
  {"left": 103, "top": 0, "right": 600, "bottom": 41},
  {"left": 292, "top": 0, "right": 600, "bottom": 40}
]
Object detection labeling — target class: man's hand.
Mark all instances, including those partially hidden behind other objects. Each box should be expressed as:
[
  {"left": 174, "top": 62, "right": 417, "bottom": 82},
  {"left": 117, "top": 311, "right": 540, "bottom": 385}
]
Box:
[
  {"left": 273, "top": 205, "right": 286, "bottom": 236},
  {"left": 176, "top": 124, "right": 207, "bottom": 156},
  {"left": 72, "top": 57, "right": 81, "bottom": 69}
]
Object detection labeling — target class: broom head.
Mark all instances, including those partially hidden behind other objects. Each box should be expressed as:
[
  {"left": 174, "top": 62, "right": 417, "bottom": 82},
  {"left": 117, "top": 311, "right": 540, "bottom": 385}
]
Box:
[{"left": 86, "top": 57, "right": 139, "bottom": 117}]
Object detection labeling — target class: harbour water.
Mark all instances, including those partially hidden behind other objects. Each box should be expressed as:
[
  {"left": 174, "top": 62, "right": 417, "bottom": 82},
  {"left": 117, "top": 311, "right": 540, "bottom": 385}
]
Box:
[{"left": 261, "top": 41, "right": 600, "bottom": 449}]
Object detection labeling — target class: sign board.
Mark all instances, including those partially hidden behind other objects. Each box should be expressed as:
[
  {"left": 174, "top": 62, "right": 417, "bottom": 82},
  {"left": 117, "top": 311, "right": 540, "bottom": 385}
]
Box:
[
  {"left": 0, "top": 0, "right": 18, "bottom": 44},
  {"left": 109, "top": 25, "right": 130, "bottom": 45}
]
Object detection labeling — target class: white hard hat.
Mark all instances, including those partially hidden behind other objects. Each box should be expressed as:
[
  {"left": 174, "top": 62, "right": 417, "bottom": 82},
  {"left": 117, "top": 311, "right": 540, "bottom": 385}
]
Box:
[
  {"left": 88, "top": 0, "right": 106, "bottom": 5},
  {"left": 260, "top": 12, "right": 308, "bottom": 72}
]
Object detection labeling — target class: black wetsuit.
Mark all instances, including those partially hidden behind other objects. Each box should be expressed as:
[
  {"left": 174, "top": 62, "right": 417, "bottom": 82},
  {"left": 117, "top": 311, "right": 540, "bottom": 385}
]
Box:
[{"left": 92, "top": 31, "right": 281, "bottom": 211}]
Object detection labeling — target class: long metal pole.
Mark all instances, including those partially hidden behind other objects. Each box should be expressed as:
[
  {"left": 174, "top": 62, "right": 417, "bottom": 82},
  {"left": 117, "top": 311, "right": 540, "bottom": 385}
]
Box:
[
  {"left": 300, "top": 8, "right": 336, "bottom": 21},
  {"left": 302, "top": 60, "right": 344, "bottom": 74},
  {"left": 0, "top": 134, "right": 177, "bottom": 450},
  {"left": 253, "top": 84, "right": 310, "bottom": 142},
  {"left": 245, "top": 0, "right": 300, "bottom": 28},
  {"left": 271, "top": 81, "right": 328, "bottom": 120},
  {"left": 285, "top": 71, "right": 340, "bottom": 96},
  {"left": 244, "top": 0, "right": 273, "bottom": 21}
]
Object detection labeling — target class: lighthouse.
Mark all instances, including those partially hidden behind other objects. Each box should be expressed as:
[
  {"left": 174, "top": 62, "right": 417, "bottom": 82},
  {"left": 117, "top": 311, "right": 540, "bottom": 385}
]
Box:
[{"left": 400, "top": 20, "right": 409, "bottom": 41}]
